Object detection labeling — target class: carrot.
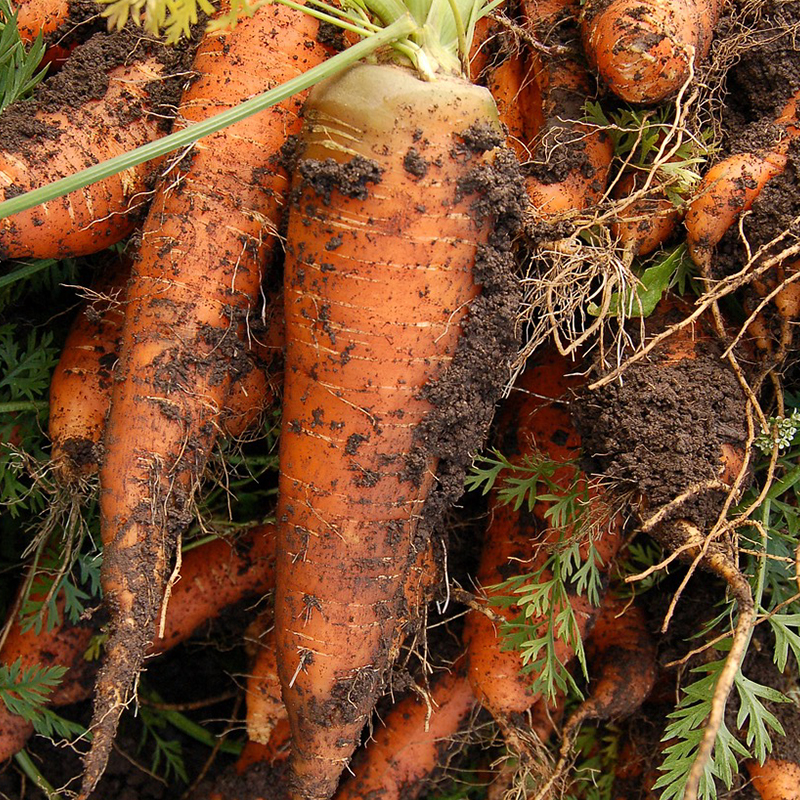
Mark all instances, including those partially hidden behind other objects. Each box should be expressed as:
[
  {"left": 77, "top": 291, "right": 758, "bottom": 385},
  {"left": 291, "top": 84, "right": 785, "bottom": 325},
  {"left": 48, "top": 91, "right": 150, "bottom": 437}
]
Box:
[
  {"left": 463, "top": 348, "right": 622, "bottom": 726},
  {"left": 532, "top": 593, "right": 657, "bottom": 800},
  {"left": 0, "top": 27, "right": 190, "bottom": 259},
  {"left": 576, "top": 300, "right": 751, "bottom": 800},
  {"left": 685, "top": 89, "right": 800, "bottom": 273},
  {"left": 48, "top": 258, "right": 128, "bottom": 485},
  {"left": 333, "top": 658, "right": 476, "bottom": 800},
  {"left": 746, "top": 758, "right": 800, "bottom": 800},
  {"left": 273, "top": 8, "right": 525, "bottom": 797},
  {"left": 80, "top": 8, "right": 332, "bottom": 795},
  {"left": 521, "top": 0, "right": 613, "bottom": 218},
  {"left": 14, "top": 0, "right": 99, "bottom": 67},
  {"left": 0, "top": 524, "right": 276, "bottom": 763},
  {"left": 580, "top": 0, "right": 721, "bottom": 104},
  {"left": 612, "top": 170, "right": 683, "bottom": 260},
  {"left": 49, "top": 266, "right": 283, "bottom": 485},
  {"left": 244, "top": 614, "right": 286, "bottom": 748}
]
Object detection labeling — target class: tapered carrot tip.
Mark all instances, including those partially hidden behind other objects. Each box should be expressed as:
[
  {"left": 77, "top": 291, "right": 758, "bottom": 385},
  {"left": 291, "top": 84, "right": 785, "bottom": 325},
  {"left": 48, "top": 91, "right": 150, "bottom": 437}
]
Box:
[{"left": 746, "top": 758, "right": 800, "bottom": 800}]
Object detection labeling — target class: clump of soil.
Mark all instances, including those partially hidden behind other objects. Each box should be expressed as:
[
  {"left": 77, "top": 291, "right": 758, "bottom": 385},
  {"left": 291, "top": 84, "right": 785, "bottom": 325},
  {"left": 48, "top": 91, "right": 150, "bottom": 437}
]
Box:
[{"left": 574, "top": 341, "right": 749, "bottom": 531}]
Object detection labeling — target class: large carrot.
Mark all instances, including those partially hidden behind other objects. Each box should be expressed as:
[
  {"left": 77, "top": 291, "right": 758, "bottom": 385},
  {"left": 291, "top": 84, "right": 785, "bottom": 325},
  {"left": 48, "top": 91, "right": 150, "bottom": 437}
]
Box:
[
  {"left": 0, "top": 26, "right": 190, "bottom": 259},
  {"left": 463, "top": 348, "right": 622, "bottom": 725},
  {"left": 79, "top": 8, "right": 332, "bottom": 796},
  {"left": 273, "top": 8, "right": 525, "bottom": 799},
  {"left": 0, "top": 524, "right": 276, "bottom": 763}
]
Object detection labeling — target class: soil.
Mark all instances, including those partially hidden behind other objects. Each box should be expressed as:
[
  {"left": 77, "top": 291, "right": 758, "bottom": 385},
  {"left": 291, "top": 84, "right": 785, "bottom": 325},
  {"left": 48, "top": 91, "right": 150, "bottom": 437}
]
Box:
[{"left": 574, "top": 333, "right": 749, "bottom": 532}]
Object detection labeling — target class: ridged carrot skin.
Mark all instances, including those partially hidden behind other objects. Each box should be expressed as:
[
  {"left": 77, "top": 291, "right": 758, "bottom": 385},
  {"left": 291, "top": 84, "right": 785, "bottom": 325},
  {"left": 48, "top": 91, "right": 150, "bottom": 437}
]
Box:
[
  {"left": 275, "top": 62, "right": 520, "bottom": 800},
  {"left": 0, "top": 29, "right": 183, "bottom": 259},
  {"left": 463, "top": 349, "right": 622, "bottom": 721},
  {"left": 81, "top": 8, "right": 330, "bottom": 796}
]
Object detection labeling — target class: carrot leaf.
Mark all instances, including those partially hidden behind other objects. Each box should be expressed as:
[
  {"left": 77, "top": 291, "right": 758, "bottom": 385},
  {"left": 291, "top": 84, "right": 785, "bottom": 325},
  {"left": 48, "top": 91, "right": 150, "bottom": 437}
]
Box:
[
  {"left": 0, "top": 658, "right": 67, "bottom": 726},
  {"left": 0, "top": 0, "right": 47, "bottom": 113}
]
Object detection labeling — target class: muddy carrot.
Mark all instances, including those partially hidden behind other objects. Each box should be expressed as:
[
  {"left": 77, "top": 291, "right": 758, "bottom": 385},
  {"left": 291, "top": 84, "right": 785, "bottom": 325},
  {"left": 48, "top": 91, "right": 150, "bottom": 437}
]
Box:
[
  {"left": 49, "top": 270, "right": 283, "bottom": 485},
  {"left": 0, "top": 27, "right": 189, "bottom": 259},
  {"left": 521, "top": 0, "right": 613, "bottom": 217},
  {"left": 580, "top": 0, "right": 721, "bottom": 104},
  {"left": 273, "top": 5, "right": 525, "bottom": 797},
  {"left": 333, "top": 658, "right": 476, "bottom": 800},
  {"left": 79, "top": 8, "right": 332, "bottom": 794},
  {"left": 685, "top": 89, "right": 800, "bottom": 273},
  {"left": 0, "top": 524, "right": 276, "bottom": 762}
]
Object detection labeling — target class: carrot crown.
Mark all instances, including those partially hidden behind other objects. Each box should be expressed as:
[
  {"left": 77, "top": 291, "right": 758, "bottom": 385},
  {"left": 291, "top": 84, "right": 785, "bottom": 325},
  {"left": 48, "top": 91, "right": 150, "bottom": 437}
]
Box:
[{"left": 270, "top": 0, "right": 499, "bottom": 80}]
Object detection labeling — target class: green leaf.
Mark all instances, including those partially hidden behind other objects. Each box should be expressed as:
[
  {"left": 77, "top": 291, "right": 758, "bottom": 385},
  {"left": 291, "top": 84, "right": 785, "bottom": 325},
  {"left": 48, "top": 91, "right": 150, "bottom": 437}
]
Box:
[
  {"left": 0, "top": 659, "right": 67, "bottom": 724},
  {"left": 0, "top": 0, "right": 47, "bottom": 113},
  {"left": 734, "top": 673, "right": 787, "bottom": 763},
  {"left": 589, "top": 248, "right": 680, "bottom": 318}
]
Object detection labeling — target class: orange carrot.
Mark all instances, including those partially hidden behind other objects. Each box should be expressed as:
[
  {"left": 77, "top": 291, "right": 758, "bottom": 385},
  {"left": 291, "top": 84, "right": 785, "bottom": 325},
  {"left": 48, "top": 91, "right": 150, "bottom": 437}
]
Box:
[
  {"left": 0, "top": 27, "right": 189, "bottom": 259},
  {"left": 48, "top": 259, "right": 128, "bottom": 484},
  {"left": 80, "top": 9, "right": 331, "bottom": 795},
  {"left": 244, "top": 614, "right": 286, "bottom": 748},
  {"left": 463, "top": 349, "right": 622, "bottom": 725},
  {"left": 520, "top": 0, "right": 613, "bottom": 218},
  {"left": 579, "top": 594, "right": 656, "bottom": 722},
  {"left": 612, "top": 170, "right": 683, "bottom": 259},
  {"left": 0, "top": 524, "right": 276, "bottom": 763},
  {"left": 580, "top": 0, "right": 721, "bottom": 104},
  {"left": 49, "top": 267, "right": 282, "bottom": 485},
  {"left": 746, "top": 758, "right": 800, "bottom": 800},
  {"left": 685, "top": 89, "right": 800, "bottom": 273},
  {"left": 14, "top": 0, "right": 99, "bottom": 67},
  {"left": 274, "top": 55, "right": 524, "bottom": 800},
  {"left": 334, "top": 658, "right": 477, "bottom": 800}
]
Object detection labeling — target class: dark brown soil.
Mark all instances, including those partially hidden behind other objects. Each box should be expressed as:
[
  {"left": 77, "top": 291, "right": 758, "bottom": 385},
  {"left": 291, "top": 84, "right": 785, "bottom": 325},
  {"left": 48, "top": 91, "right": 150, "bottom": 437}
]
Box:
[
  {"left": 574, "top": 335, "right": 749, "bottom": 531},
  {"left": 0, "top": 23, "right": 196, "bottom": 158}
]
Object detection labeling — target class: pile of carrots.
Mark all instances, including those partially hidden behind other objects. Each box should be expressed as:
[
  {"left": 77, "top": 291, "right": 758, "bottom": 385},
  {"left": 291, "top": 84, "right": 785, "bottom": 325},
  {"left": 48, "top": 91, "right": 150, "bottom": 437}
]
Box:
[{"left": 1, "top": 0, "right": 800, "bottom": 798}]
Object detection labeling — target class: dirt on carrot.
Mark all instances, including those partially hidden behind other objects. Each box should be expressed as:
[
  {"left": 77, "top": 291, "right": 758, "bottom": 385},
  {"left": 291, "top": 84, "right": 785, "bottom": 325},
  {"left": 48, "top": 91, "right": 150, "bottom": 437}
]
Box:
[
  {"left": 0, "top": 24, "right": 191, "bottom": 152},
  {"left": 574, "top": 336, "right": 750, "bottom": 535}
]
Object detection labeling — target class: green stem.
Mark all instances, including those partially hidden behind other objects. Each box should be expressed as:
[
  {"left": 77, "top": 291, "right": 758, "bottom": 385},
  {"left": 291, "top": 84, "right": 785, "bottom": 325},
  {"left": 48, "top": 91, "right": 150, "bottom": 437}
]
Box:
[
  {"left": 0, "top": 400, "right": 48, "bottom": 414},
  {"left": 0, "top": 15, "right": 417, "bottom": 222},
  {"left": 0, "top": 259, "right": 58, "bottom": 287},
  {"left": 156, "top": 708, "right": 243, "bottom": 756},
  {"left": 14, "top": 750, "right": 63, "bottom": 799}
]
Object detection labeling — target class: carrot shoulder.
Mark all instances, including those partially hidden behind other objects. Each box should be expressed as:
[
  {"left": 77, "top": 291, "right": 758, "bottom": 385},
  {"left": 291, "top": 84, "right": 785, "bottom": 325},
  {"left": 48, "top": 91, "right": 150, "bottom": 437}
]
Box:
[
  {"left": 275, "top": 62, "right": 523, "bottom": 800},
  {"left": 80, "top": 8, "right": 330, "bottom": 796}
]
